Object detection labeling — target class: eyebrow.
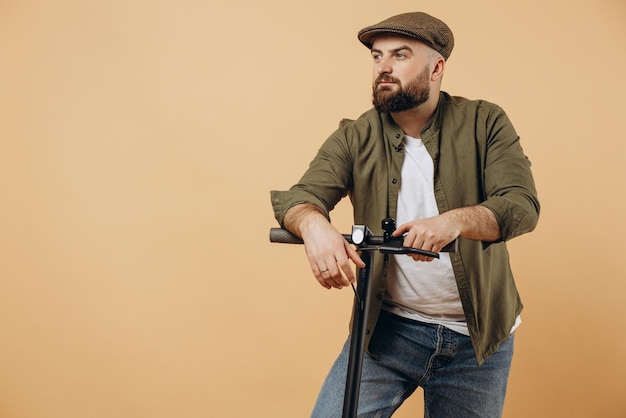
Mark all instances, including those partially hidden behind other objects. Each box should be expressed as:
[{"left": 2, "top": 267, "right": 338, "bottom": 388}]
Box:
[{"left": 371, "top": 45, "right": 414, "bottom": 55}]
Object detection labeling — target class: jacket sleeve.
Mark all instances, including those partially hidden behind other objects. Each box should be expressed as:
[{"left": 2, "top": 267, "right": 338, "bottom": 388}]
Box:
[
  {"left": 270, "top": 123, "right": 355, "bottom": 228},
  {"left": 478, "top": 106, "right": 540, "bottom": 242}
]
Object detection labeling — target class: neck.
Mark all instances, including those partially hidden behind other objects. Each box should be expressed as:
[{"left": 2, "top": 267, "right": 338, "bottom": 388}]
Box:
[{"left": 390, "top": 91, "right": 440, "bottom": 138}]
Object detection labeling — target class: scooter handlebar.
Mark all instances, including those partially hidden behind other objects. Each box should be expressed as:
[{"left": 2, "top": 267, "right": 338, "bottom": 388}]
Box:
[{"left": 269, "top": 228, "right": 458, "bottom": 254}]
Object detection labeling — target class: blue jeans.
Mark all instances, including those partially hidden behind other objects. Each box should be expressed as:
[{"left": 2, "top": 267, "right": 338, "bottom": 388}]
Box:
[{"left": 311, "top": 311, "right": 514, "bottom": 418}]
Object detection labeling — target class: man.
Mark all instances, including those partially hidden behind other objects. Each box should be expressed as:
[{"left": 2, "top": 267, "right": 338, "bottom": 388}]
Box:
[{"left": 270, "top": 11, "right": 539, "bottom": 418}]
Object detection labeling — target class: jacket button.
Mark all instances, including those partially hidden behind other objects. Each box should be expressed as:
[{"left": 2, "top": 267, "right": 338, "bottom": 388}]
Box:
[
  {"left": 391, "top": 178, "right": 398, "bottom": 184},
  {"left": 395, "top": 133, "right": 401, "bottom": 139}
]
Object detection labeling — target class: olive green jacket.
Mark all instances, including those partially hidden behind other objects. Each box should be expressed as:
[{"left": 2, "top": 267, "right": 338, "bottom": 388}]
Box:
[{"left": 271, "top": 92, "right": 540, "bottom": 364}]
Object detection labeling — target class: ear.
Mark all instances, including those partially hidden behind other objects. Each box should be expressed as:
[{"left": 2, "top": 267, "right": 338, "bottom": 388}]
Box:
[{"left": 431, "top": 57, "right": 446, "bottom": 82}]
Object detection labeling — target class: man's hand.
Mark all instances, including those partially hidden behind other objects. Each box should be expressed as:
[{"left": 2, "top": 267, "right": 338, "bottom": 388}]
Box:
[
  {"left": 284, "top": 204, "right": 365, "bottom": 289},
  {"left": 393, "top": 206, "right": 500, "bottom": 262},
  {"left": 393, "top": 214, "right": 459, "bottom": 262}
]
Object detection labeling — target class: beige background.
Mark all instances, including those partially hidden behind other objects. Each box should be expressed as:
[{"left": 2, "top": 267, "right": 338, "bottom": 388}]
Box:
[{"left": 1, "top": 0, "right": 625, "bottom": 417}]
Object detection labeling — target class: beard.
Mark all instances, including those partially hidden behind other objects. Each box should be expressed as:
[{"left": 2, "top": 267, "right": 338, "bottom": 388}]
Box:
[{"left": 372, "top": 67, "right": 431, "bottom": 113}]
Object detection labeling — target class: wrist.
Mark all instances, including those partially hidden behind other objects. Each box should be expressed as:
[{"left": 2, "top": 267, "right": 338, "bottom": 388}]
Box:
[{"left": 284, "top": 204, "right": 327, "bottom": 237}]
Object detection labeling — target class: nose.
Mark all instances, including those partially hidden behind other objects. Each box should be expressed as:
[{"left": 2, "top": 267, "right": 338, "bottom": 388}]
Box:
[{"left": 376, "top": 56, "right": 392, "bottom": 75}]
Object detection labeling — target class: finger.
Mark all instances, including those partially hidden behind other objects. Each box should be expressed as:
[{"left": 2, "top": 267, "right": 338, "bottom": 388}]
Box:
[
  {"left": 315, "top": 265, "right": 338, "bottom": 288},
  {"left": 405, "top": 235, "right": 434, "bottom": 262},
  {"left": 316, "top": 275, "right": 332, "bottom": 289},
  {"left": 318, "top": 260, "right": 349, "bottom": 288},
  {"left": 408, "top": 243, "right": 437, "bottom": 262},
  {"left": 336, "top": 255, "right": 356, "bottom": 284},
  {"left": 410, "top": 254, "right": 436, "bottom": 262},
  {"left": 404, "top": 233, "right": 424, "bottom": 251},
  {"left": 311, "top": 262, "right": 330, "bottom": 288},
  {"left": 339, "top": 247, "right": 363, "bottom": 284},
  {"left": 313, "top": 264, "right": 327, "bottom": 277},
  {"left": 327, "top": 245, "right": 359, "bottom": 284},
  {"left": 392, "top": 223, "right": 411, "bottom": 237},
  {"left": 329, "top": 267, "right": 350, "bottom": 288},
  {"left": 344, "top": 242, "right": 365, "bottom": 268},
  {"left": 321, "top": 270, "right": 347, "bottom": 289}
]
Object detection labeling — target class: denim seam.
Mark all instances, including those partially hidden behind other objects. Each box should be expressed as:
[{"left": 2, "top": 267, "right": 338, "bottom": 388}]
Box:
[{"left": 417, "top": 324, "right": 444, "bottom": 387}]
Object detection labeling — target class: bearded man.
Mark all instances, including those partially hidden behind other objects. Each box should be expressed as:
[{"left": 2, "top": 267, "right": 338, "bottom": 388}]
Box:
[{"left": 270, "top": 11, "right": 540, "bottom": 418}]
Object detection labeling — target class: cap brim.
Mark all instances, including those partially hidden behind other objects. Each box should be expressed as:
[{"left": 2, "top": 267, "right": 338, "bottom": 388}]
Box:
[{"left": 358, "top": 28, "right": 430, "bottom": 49}]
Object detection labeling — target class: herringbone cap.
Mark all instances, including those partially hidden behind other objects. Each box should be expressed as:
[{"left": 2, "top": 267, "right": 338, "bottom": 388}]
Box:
[{"left": 358, "top": 12, "right": 454, "bottom": 60}]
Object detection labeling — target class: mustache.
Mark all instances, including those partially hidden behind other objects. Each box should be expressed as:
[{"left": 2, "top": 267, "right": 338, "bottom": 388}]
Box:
[{"left": 374, "top": 74, "right": 400, "bottom": 86}]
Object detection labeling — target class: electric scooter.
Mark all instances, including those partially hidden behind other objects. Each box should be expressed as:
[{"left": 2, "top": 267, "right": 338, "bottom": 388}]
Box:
[{"left": 269, "top": 218, "right": 457, "bottom": 418}]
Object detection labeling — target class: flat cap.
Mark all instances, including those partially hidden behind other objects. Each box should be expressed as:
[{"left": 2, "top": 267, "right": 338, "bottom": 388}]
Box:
[{"left": 357, "top": 12, "right": 454, "bottom": 60}]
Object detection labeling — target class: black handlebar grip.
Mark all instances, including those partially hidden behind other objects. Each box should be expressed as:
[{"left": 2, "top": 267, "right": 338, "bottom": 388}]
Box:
[{"left": 269, "top": 228, "right": 304, "bottom": 244}]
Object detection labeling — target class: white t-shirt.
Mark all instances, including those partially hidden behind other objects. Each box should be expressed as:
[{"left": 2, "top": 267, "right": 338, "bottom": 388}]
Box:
[
  {"left": 383, "top": 135, "right": 470, "bottom": 335},
  {"left": 384, "top": 135, "right": 521, "bottom": 336}
]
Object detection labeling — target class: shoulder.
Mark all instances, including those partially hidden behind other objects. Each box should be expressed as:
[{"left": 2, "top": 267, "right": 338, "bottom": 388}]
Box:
[
  {"left": 325, "top": 108, "right": 385, "bottom": 147},
  {"left": 319, "top": 109, "right": 398, "bottom": 158},
  {"left": 337, "top": 108, "right": 382, "bottom": 131},
  {"left": 441, "top": 91, "right": 505, "bottom": 115},
  {"left": 437, "top": 92, "right": 513, "bottom": 133}
]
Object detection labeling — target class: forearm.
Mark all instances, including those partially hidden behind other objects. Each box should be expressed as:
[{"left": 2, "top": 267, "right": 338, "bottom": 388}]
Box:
[
  {"left": 283, "top": 203, "right": 329, "bottom": 238},
  {"left": 444, "top": 205, "right": 501, "bottom": 242}
]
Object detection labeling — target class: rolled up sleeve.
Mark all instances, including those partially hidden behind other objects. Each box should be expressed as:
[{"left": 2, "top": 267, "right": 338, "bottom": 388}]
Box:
[{"left": 479, "top": 107, "right": 540, "bottom": 242}]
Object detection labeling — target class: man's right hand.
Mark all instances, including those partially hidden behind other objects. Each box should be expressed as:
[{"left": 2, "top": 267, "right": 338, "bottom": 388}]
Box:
[{"left": 283, "top": 204, "right": 365, "bottom": 289}]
